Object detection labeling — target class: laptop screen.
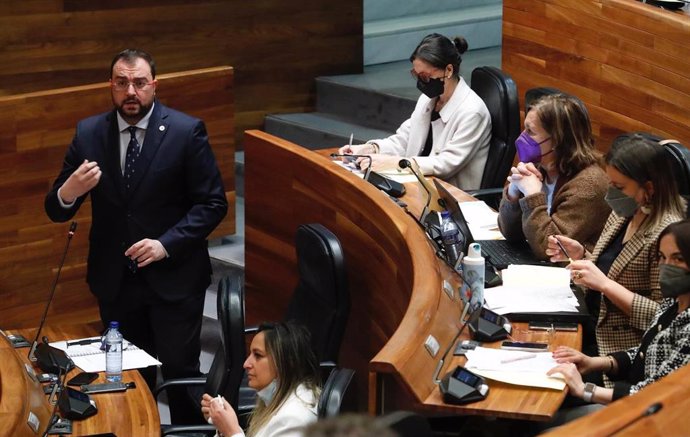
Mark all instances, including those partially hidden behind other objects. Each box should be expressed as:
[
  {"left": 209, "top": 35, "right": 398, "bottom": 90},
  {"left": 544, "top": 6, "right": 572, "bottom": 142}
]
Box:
[{"left": 432, "top": 178, "right": 475, "bottom": 255}]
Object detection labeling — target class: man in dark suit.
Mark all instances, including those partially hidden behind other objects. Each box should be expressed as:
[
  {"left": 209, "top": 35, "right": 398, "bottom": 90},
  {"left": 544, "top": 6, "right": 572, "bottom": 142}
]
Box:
[{"left": 45, "top": 49, "right": 228, "bottom": 423}]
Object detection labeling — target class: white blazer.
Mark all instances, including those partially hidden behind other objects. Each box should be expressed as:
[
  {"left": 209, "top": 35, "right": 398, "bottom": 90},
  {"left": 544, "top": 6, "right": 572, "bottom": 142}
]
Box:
[
  {"left": 370, "top": 77, "right": 491, "bottom": 190},
  {"left": 252, "top": 384, "right": 318, "bottom": 437}
]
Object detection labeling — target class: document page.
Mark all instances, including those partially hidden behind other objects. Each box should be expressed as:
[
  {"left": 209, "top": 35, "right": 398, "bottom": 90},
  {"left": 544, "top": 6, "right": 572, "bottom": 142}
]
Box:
[
  {"left": 458, "top": 201, "right": 504, "bottom": 240},
  {"left": 464, "top": 347, "right": 565, "bottom": 390},
  {"left": 51, "top": 337, "right": 161, "bottom": 373}
]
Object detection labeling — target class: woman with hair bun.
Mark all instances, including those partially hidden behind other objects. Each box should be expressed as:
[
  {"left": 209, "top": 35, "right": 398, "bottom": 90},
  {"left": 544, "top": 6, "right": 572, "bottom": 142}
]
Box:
[{"left": 338, "top": 33, "right": 492, "bottom": 190}]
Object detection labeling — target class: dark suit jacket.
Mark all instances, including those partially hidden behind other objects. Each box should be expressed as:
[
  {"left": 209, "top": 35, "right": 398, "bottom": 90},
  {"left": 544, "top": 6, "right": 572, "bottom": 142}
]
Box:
[{"left": 45, "top": 101, "right": 228, "bottom": 304}]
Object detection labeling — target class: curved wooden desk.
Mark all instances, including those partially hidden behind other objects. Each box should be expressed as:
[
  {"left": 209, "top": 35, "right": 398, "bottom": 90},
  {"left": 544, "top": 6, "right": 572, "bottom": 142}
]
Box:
[
  {"left": 243, "top": 130, "right": 579, "bottom": 420},
  {"left": 2, "top": 323, "right": 160, "bottom": 437}
]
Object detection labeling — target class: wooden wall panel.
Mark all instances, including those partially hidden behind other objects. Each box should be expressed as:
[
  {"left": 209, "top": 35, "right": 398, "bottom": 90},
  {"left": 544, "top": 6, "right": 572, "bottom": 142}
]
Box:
[
  {"left": 503, "top": 0, "right": 690, "bottom": 151},
  {"left": 0, "top": 67, "right": 235, "bottom": 329},
  {"left": 0, "top": 0, "right": 363, "bottom": 147}
]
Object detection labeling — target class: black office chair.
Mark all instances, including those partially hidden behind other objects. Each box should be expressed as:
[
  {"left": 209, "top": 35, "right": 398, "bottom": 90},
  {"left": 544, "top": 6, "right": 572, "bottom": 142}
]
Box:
[
  {"left": 661, "top": 139, "right": 690, "bottom": 217},
  {"left": 159, "top": 274, "right": 247, "bottom": 436},
  {"left": 317, "top": 367, "right": 355, "bottom": 418},
  {"left": 467, "top": 66, "right": 520, "bottom": 209},
  {"left": 238, "top": 223, "right": 350, "bottom": 417},
  {"left": 375, "top": 411, "right": 433, "bottom": 437}
]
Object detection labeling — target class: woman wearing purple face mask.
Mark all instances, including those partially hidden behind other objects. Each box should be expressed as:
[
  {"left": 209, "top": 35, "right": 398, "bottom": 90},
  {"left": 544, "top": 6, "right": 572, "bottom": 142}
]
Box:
[
  {"left": 497, "top": 94, "right": 610, "bottom": 260},
  {"left": 337, "top": 33, "right": 491, "bottom": 190}
]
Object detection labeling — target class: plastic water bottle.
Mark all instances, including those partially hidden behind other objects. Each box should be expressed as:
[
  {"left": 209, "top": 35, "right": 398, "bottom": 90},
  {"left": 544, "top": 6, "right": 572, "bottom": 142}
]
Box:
[
  {"left": 105, "top": 321, "right": 123, "bottom": 382},
  {"left": 461, "top": 243, "right": 485, "bottom": 314},
  {"left": 440, "top": 210, "right": 462, "bottom": 268}
]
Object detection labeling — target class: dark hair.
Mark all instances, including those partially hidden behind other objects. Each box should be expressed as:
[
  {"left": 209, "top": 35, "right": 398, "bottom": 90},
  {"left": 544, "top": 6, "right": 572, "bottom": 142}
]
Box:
[
  {"left": 110, "top": 49, "right": 156, "bottom": 79},
  {"left": 606, "top": 133, "right": 684, "bottom": 229},
  {"left": 409, "top": 33, "right": 468, "bottom": 79},
  {"left": 530, "top": 93, "right": 601, "bottom": 178},
  {"left": 658, "top": 219, "right": 690, "bottom": 264},
  {"left": 247, "top": 321, "right": 321, "bottom": 435}
]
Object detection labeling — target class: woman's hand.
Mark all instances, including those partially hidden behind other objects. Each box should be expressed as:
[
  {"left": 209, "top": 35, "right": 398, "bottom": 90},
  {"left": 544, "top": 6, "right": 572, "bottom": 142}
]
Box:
[
  {"left": 567, "top": 260, "right": 612, "bottom": 292},
  {"left": 552, "top": 346, "right": 597, "bottom": 374},
  {"left": 337, "top": 143, "right": 375, "bottom": 157},
  {"left": 357, "top": 154, "right": 401, "bottom": 172},
  {"left": 506, "top": 162, "right": 543, "bottom": 197},
  {"left": 547, "top": 362, "right": 586, "bottom": 399},
  {"left": 546, "top": 235, "right": 585, "bottom": 262},
  {"left": 201, "top": 393, "right": 242, "bottom": 435}
]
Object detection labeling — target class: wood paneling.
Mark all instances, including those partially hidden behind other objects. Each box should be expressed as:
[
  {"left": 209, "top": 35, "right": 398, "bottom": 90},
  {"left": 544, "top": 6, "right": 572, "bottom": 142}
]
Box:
[
  {"left": 503, "top": 0, "right": 690, "bottom": 151},
  {"left": 0, "top": 0, "right": 363, "bottom": 147},
  {"left": 0, "top": 67, "right": 235, "bottom": 329}
]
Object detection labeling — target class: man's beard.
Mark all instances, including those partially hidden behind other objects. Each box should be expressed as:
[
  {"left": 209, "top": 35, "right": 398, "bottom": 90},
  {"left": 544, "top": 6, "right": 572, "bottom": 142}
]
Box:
[{"left": 116, "top": 98, "right": 152, "bottom": 121}]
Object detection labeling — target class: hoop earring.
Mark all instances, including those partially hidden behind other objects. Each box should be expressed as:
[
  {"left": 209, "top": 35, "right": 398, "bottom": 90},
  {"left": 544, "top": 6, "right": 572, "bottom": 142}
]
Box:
[{"left": 640, "top": 204, "right": 652, "bottom": 215}]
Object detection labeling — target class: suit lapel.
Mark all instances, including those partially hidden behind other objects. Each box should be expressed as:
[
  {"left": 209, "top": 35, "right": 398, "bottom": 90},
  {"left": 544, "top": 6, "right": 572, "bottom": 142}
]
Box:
[{"left": 127, "top": 102, "right": 168, "bottom": 196}]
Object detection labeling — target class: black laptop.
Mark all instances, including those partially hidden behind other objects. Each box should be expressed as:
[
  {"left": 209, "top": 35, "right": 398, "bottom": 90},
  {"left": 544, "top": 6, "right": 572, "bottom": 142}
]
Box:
[{"left": 433, "top": 179, "right": 547, "bottom": 270}]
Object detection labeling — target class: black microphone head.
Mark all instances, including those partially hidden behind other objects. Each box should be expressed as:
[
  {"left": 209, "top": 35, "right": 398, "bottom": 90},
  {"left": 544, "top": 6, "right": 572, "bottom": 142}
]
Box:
[
  {"left": 69, "top": 221, "right": 77, "bottom": 232},
  {"left": 399, "top": 159, "right": 411, "bottom": 169},
  {"left": 330, "top": 153, "right": 339, "bottom": 158},
  {"left": 645, "top": 402, "right": 663, "bottom": 415}
]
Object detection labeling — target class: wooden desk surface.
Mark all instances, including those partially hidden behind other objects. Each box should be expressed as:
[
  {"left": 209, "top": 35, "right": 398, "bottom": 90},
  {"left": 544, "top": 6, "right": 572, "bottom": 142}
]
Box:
[{"left": 3, "top": 323, "right": 160, "bottom": 437}]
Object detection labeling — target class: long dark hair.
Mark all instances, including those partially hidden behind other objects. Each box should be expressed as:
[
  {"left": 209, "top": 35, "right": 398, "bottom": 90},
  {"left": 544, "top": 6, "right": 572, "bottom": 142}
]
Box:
[
  {"left": 606, "top": 133, "right": 684, "bottom": 229},
  {"left": 247, "top": 321, "right": 320, "bottom": 436},
  {"left": 409, "top": 33, "right": 468, "bottom": 79}
]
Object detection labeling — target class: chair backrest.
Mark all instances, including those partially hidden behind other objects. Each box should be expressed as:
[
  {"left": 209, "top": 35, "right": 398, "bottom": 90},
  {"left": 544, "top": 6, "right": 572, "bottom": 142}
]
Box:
[
  {"left": 470, "top": 66, "right": 520, "bottom": 190},
  {"left": 662, "top": 140, "right": 690, "bottom": 198},
  {"left": 205, "top": 274, "right": 246, "bottom": 412},
  {"left": 285, "top": 223, "right": 349, "bottom": 363},
  {"left": 375, "top": 411, "right": 433, "bottom": 437},
  {"left": 317, "top": 368, "right": 355, "bottom": 418}
]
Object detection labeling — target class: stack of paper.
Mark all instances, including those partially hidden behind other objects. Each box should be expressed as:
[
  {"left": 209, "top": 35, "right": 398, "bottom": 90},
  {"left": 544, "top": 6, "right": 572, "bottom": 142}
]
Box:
[
  {"left": 459, "top": 201, "right": 504, "bottom": 240},
  {"left": 483, "top": 265, "right": 579, "bottom": 314},
  {"left": 51, "top": 337, "right": 161, "bottom": 373},
  {"left": 464, "top": 346, "right": 565, "bottom": 390}
]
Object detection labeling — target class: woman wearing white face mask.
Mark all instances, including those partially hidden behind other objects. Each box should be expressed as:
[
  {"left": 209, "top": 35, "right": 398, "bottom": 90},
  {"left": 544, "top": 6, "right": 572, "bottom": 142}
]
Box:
[
  {"left": 546, "top": 133, "right": 685, "bottom": 387},
  {"left": 497, "top": 94, "right": 610, "bottom": 260},
  {"left": 544, "top": 219, "right": 690, "bottom": 424},
  {"left": 201, "top": 321, "right": 321, "bottom": 437}
]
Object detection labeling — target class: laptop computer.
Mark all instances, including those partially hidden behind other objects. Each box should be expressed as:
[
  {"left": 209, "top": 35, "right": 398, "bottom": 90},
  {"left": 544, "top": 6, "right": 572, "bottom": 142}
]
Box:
[{"left": 433, "top": 179, "right": 547, "bottom": 270}]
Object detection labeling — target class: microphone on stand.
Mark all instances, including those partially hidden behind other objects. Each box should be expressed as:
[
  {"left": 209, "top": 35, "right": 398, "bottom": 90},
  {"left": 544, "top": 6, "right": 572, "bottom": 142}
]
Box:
[
  {"left": 331, "top": 153, "right": 406, "bottom": 197},
  {"left": 606, "top": 402, "right": 663, "bottom": 436},
  {"left": 28, "top": 221, "right": 77, "bottom": 374},
  {"left": 399, "top": 159, "right": 433, "bottom": 224}
]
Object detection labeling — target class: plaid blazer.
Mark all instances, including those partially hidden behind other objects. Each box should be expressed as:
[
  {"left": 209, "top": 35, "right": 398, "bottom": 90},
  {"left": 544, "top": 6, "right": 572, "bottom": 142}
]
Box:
[{"left": 590, "top": 211, "right": 684, "bottom": 362}]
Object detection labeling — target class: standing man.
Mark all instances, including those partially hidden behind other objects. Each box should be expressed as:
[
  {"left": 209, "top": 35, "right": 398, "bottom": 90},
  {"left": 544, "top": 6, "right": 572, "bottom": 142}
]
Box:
[{"left": 45, "top": 49, "right": 228, "bottom": 423}]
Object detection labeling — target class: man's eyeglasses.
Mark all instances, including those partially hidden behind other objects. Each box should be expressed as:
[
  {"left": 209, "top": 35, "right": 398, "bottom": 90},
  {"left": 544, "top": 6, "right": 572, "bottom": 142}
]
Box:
[
  {"left": 410, "top": 69, "right": 446, "bottom": 84},
  {"left": 111, "top": 78, "right": 154, "bottom": 91}
]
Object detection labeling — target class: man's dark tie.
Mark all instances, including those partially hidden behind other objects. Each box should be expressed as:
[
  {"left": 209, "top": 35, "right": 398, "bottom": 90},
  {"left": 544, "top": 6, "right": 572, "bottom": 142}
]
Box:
[{"left": 124, "top": 126, "right": 140, "bottom": 190}]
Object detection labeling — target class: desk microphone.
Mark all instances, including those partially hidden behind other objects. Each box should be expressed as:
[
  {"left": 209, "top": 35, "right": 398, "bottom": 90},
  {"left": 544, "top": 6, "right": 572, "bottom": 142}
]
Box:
[
  {"left": 398, "top": 159, "right": 442, "bottom": 225},
  {"left": 28, "top": 221, "right": 77, "bottom": 374},
  {"left": 606, "top": 402, "right": 662, "bottom": 436},
  {"left": 330, "top": 153, "right": 373, "bottom": 181}
]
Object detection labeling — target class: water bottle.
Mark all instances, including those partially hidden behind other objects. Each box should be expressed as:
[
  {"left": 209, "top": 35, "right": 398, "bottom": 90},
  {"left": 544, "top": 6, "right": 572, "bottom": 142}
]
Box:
[
  {"left": 440, "top": 210, "right": 462, "bottom": 268},
  {"left": 105, "top": 321, "right": 123, "bottom": 382},
  {"left": 461, "top": 243, "right": 485, "bottom": 314}
]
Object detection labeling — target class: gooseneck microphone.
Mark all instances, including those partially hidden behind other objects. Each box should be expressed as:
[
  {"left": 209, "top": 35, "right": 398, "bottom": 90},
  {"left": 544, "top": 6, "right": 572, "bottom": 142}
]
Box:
[
  {"left": 606, "top": 402, "right": 663, "bottom": 436},
  {"left": 28, "top": 221, "right": 77, "bottom": 373},
  {"left": 330, "top": 153, "right": 373, "bottom": 181},
  {"left": 399, "top": 159, "right": 433, "bottom": 223}
]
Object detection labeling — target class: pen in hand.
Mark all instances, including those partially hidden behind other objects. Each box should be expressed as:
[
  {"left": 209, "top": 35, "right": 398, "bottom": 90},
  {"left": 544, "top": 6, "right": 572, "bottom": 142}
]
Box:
[
  {"left": 554, "top": 237, "right": 572, "bottom": 263},
  {"left": 500, "top": 353, "right": 537, "bottom": 364}
]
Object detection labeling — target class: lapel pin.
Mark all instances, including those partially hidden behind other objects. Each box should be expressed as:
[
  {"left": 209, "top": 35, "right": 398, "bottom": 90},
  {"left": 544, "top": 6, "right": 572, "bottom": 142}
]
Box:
[{"left": 159, "top": 125, "right": 165, "bottom": 131}]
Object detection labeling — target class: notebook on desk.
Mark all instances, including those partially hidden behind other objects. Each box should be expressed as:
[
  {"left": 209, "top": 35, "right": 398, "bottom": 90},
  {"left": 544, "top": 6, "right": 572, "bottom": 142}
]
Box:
[{"left": 433, "top": 179, "right": 548, "bottom": 270}]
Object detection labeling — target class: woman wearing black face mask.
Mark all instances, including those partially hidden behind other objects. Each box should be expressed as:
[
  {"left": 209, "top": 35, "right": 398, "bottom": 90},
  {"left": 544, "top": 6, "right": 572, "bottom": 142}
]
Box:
[
  {"left": 545, "top": 219, "right": 690, "bottom": 419},
  {"left": 546, "top": 133, "right": 685, "bottom": 387},
  {"left": 337, "top": 33, "right": 492, "bottom": 190}
]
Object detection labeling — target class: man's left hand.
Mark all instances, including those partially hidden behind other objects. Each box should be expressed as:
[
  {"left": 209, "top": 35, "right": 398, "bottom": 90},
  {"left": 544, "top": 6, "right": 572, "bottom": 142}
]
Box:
[{"left": 125, "top": 239, "right": 167, "bottom": 268}]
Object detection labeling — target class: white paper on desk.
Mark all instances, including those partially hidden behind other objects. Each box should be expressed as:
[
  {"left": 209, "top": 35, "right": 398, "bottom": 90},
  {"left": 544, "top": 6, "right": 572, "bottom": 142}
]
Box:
[
  {"left": 458, "top": 201, "right": 504, "bottom": 240},
  {"left": 502, "top": 265, "right": 570, "bottom": 288},
  {"left": 331, "top": 160, "right": 418, "bottom": 183},
  {"left": 51, "top": 337, "right": 161, "bottom": 373},
  {"left": 464, "top": 347, "right": 565, "bottom": 390},
  {"left": 484, "top": 285, "right": 579, "bottom": 314}
]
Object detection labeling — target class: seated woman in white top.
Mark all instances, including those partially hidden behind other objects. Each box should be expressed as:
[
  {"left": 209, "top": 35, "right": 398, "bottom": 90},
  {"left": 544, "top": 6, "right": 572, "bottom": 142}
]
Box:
[
  {"left": 338, "top": 33, "right": 492, "bottom": 190},
  {"left": 201, "top": 321, "right": 321, "bottom": 437}
]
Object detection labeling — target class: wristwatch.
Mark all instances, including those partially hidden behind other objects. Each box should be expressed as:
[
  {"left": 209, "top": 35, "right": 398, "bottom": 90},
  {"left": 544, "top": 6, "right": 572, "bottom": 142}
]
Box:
[{"left": 583, "top": 382, "right": 596, "bottom": 402}]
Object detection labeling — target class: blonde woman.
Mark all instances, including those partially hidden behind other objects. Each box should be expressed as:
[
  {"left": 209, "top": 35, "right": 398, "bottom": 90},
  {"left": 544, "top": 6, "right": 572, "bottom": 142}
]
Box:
[{"left": 201, "top": 321, "right": 321, "bottom": 437}]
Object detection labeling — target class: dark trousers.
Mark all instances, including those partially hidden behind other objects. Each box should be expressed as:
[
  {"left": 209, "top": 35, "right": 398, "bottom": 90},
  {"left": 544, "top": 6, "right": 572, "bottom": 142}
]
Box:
[{"left": 98, "top": 270, "right": 206, "bottom": 424}]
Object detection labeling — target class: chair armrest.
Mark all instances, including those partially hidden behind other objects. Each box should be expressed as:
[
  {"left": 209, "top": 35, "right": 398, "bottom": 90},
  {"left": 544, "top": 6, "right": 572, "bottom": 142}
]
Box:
[
  {"left": 162, "top": 424, "right": 217, "bottom": 436},
  {"left": 154, "top": 376, "right": 207, "bottom": 398}
]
